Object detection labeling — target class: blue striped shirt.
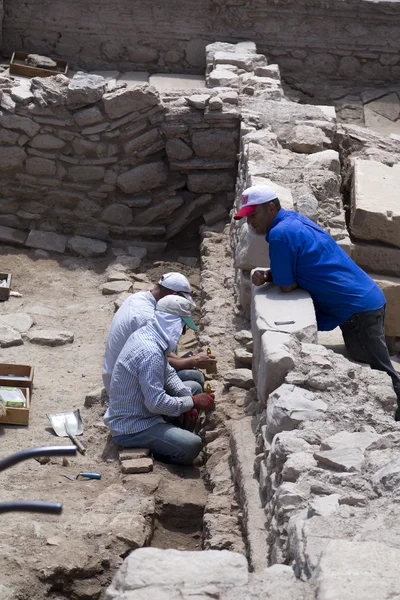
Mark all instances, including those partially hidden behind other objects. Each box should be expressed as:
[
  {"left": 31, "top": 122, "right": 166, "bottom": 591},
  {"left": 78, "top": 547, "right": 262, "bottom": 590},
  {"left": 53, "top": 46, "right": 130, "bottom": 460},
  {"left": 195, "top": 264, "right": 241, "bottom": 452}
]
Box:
[{"left": 104, "top": 321, "right": 194, "bottom": 436}]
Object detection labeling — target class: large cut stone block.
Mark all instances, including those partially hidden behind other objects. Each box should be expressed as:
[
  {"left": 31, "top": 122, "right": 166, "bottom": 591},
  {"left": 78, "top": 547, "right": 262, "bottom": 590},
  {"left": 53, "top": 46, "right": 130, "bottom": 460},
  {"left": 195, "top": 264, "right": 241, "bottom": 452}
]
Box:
[
  {"left": 349, "top": 241, "right": 400, "bottom": 277},
  {"left": 235, "top": 222, "right": 270, "bottom": 271},
  {"left": 351, "top": 159, "right": 400, "bottom": 248},
  {"left": 256, "top": 330, "right": 296, "bottom": 406},
  {"left": 251, "top": 280, "right": 317, "bottom": 379},
  {"left": 373, "top": 274, "right": 400, "bottom": 337},
  {"left": 103, "top": 84, "right": 160, "bottom": 119},
  {"left": 116, "top": 161, "right": 168, "bottom": 194},
  {"left": 25, "top": 230, "right": 67, "bottom": 253}
]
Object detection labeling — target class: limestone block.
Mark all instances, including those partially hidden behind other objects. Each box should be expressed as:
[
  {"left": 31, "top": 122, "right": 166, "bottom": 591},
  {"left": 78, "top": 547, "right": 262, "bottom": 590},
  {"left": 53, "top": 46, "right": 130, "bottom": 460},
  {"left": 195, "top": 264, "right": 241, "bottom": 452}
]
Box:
[
  {"left": 366, "top": 93, "right": 400, "bottom": 122},
  {"left": 0, "top": 146, "right": 26, "bottom": 171},
  {"left": 295, "top": 187, "right": 318, "bottom": 222},
  {"left": 371, "top": 459, "right": 400, "bottom": 493},
  {"left": 207, "top": 96, "right": 223, "bottom": 110},
  {"left": 282, "top": 452, "right": 318, "bottom": 482},
  {"left": 351, "top": 160, "right": 400, "bottom": 248},
  {"left": 275, "top": 482, "right": 306, "bottom": 511},
  {"left": 116, "top": 161, "right": 168, "bottom": 194},
  {"left": 0, "top": 128, "right": 19, "bottom": 145},
  {"left": 31, "top": 74, "right": 69, "bottom": 107},
  {"left": 224, "top": 368, "right": 254, "bottom": 389},
  {"left": 134, "top": 196, "right": 183, "bottom": 226},
  {"left": 68, "top": 166, "right": 105, "bottom": 182},
  {"left": 120, "top": 458, "right": 153, "bottom": 474},
  {"left": 67, "top": 236, "right": 107, "bottom": 258},
  {"left": 101, "top": 281, "right": 133, "bottom": 295},
  {"left": 25, "top": 230, "right": 67, "bottom": 253},
  {"left": 73, "top": 106, "right": 104, "bottom": 127},
  {"left": 348, "top": 241, "right": 400, "bottom": 277},
  {"left": 308, "top": 494, "right": 340, "bottom": 518},
  {"left": 192, "top": 129, "right": 237, "bottom": 159},
  {"left": 66, "top": 72, "right": 106, "bottom": 109},
  {"left": 213, "top": 51, "right": 267, "bottom": 72},
  {"left": 25, "top": 157, "right": 56, "bottom": 177},
  {"left": 165, "top": 138, "right": 193, "bottom": 160},
  {"left": 0, "top": 225, "right": 27, "bottom": 246},
  {"left": 103, "top": 84, "right": 160, "bottom": 119},
  {"left": 266, "top": 384, "right": 327, "bottom": 439},
  {"left": 186, "top": 94, "right": 210, "bottom": 109},
  {"left": 123, "top": 129, "right": 160, "bottom": 155},
  {"left": 373, "top": 274, "right": 400, "bottom": 336},
  {"left": 27, "top": 329, "right": 74, "bottom": 346},
  {"left": 11, "top": 85, "right": 34, "bottom": 105},
  {"left": 208, "top": 67, "right": 240, "bottom": 88},
  {"left": 305, "top": 149, "right": 340, "bottom": 173},
  {"left": 316, "top": 540, "right": 400, "bottom": 600},
  {"left": 119, "top": 448, "right": 150, "bottom": 461},
  {"left": 320, "top": 430, "right": 379, "bottom": 452},
  {"left": 105, "top": 548, "right": 248, "bottom": 598},
  {"left": 0, "top": 313, "right": 34, "bottom": 333},
  {"left": 187, "top": 172, "right": 235, "bottom": 193},
  {"left": 29, "top": 134, "right": 66, "bottom": 150},
  {"left": 235, "top": 222, "right": 269, "bottom": 271},
  {"left": 313, "top": 448, "right": 364, "bottom": 472},
  {"left": 203, "top": 204, "right": 229, "bottom": 225},
  {"left": 0, "top": 324, "right": 23, "bottom": 348},
  {"left": 102, "top": 204, "right": 133, "bottom": 226},
  {"left": 234, "top": 347, "right": 253, "bottom": 366},
  {"left": 251, "top": 282, "right": 317, "bottom": 375},
  {"left": 285, "top": 125, "right": 331, "bottom": 154},
  {"left": 256, "top": 330, "right": 296, "bottom": 405}
]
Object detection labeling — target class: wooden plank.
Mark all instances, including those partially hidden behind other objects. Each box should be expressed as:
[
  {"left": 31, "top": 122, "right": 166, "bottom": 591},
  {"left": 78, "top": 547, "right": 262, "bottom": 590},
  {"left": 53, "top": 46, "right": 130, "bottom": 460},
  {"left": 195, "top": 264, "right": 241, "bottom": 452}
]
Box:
[{"left": 0, "top": 388, "right": 30, "bottom": 426}]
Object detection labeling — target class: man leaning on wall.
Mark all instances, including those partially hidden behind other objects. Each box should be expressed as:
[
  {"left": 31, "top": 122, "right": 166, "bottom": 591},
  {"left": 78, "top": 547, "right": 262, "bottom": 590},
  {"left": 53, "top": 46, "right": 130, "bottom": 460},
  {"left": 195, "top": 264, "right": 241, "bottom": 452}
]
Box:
[{"left": 234, "top": 184, "right": 400, "bottom": 421}]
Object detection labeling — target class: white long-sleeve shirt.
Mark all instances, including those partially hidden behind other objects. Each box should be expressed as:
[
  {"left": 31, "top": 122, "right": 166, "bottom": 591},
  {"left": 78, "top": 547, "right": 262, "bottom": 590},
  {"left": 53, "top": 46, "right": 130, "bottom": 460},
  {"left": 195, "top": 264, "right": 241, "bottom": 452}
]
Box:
[
  {"left": 102, "top": 291, "right": 156, "bottom": 393},
  {"left": 104, "top": 322, "right": 193, "bottom": 436}
]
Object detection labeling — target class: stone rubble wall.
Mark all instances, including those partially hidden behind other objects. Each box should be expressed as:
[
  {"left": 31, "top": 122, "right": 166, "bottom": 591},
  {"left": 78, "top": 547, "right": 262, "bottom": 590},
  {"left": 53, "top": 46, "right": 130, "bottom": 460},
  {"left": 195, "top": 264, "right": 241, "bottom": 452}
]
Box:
[
  {"left": 3, "top": 0, "right": 400, "bottom": 87},
  {"left": 0, "top": 71, "right": 239, "bottom": 255}
]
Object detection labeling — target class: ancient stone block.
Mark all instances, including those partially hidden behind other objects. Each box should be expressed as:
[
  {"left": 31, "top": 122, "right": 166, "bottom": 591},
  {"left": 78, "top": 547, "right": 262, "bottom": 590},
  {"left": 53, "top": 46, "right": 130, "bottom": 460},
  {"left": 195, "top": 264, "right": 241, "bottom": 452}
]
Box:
[
  {"left": 0, "top": 324, "right": 23, "bottom": 348},
  {"left": 350, "top": 242, "right": 400, "bottom": 278},
  {"left": 285, "top": 125, "right": 331, "bottom": 154},
  {"left": 29, "top": 134, "right": 66, "bottom": 150},
  {"left": 31, "top": 74, "right": 69, "bottom": 107},
  {"left": 123, "top": 129, "right": 160, "bottom": 154},
  {"left": 120, "top": 458, "right": 153, "bottom": 474},
  {"left": 0, "top": 225, "right": 27, "bottom": 246},
  {"left": 191, "top": 129, "right": 237, "bottom": 159},
  {"left": 0, "top": 128, "right": 19, "bottom": 145},
  {"left": 67, "top": 236, "right": 107, "bottom": 258},
  {"left": 224, "top": 368, "right": 254, "bottom": 389},
  {"left": 187, "top": 172, "right": 235, "bottom": 193},
  {"left": 73, "top": 106, "right": 104, "bottom": 127},
  {"left": 68, "top": 166, "right": 105, "bottom": 182},
  {"left": 165, "top": 138, "right": 193, "bottom": 161},
  {"left": 25, "top": 230, "right": 67, "bottom": 253},
  {"left": 133, "top": 196, "right": 183, "bottom": 226},
  {"left": 66, "top": 72, "right": 106, "bottom": 109},
  {"left": 313, "top": 448, "right": 364, "bottom": 472},
  {"left": 103, "top": 84, "right": 160, "bottom": 119},
  {"left": 27, "top": 329, "right": 74, "bottom": 346},
  {"left": 101, "top": 204, "right": 133, "bottom": 226},
  {"left": 25, "top": 157, "right": 56, "bottom": 177},
  {"left": 305, "top": 149, "right": 340, "bottom": 173},
  {"left": 256, "top": 331, "right": 296, "bottom": 405},
  {"left": 373, "top": 274, "right": 400, "bottom": 336},
  {"left": 0, "top": 146, "right": 26, "bottom": 171},
  {"left": 235, "top": 222, "right": 270, "bottom": 271},
  {"left": 101, "top": 281, "right": 133, "bottom": 295},
  {"left": 166, "top": 193, "right": 212, "bottom": 238},
  {"left": 351, "top": 159, "right": 400, "bottom": 248},
  {"left": 203, "top": 204, "right": 228, "bottom": 225},
  {"left": 116, "top": 161, "right": 168, "bottom": 194}
]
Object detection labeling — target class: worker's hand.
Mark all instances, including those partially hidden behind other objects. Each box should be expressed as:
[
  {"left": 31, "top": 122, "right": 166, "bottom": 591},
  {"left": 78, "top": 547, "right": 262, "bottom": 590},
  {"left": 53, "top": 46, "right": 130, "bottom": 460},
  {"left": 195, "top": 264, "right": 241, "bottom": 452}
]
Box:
[
  {"left": 192, "top": 392, "right": 215, "bottom": 412},
  {"left": 179, "top": 408, "right": 198, "bottom": 431},
  {"left": 252, "top": 269, "right": 272, "bottom": 286},
  {"left": 191, "top": 352, "right": 217, "bottom": 369}
]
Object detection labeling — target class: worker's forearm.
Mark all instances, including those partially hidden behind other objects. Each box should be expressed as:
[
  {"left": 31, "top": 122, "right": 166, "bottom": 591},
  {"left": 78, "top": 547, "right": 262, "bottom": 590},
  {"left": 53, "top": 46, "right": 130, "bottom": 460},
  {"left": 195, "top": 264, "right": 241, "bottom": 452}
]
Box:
[{"left": 168, "top": 356, "right": 194, "bottom": 370}]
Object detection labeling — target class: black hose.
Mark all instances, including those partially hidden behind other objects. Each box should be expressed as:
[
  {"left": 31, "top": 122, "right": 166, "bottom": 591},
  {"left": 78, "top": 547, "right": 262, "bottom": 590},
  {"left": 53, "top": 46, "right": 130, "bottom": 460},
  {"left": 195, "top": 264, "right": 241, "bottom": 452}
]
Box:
[
  {"left": 0, "top": 501, "right": 62, "bottom": 514},
  {"left": 0, "top": 446, "right": 77, "bottom": 473}
]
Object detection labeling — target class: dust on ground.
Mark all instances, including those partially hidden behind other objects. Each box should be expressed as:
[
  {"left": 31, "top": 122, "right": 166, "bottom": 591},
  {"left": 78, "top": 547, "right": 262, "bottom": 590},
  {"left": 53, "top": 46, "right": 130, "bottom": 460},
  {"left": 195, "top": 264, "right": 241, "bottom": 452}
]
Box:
[{"left": 0, "top": 244, "right": 207, "bottom": 600}]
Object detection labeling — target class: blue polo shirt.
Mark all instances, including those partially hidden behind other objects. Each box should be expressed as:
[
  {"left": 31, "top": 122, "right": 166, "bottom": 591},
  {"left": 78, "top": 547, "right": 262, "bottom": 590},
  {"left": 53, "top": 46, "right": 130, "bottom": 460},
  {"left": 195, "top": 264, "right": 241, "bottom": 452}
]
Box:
[{"left": 266, "top": 209, "right": 385, "bottom": 331}]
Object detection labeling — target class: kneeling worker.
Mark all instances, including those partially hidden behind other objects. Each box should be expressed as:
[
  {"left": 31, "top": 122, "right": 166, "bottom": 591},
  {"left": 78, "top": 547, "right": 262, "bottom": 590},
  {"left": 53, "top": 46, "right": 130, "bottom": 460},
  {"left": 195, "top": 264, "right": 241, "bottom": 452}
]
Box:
[{"left": 104, "top": 295, "right": 215, "bottom": 464}]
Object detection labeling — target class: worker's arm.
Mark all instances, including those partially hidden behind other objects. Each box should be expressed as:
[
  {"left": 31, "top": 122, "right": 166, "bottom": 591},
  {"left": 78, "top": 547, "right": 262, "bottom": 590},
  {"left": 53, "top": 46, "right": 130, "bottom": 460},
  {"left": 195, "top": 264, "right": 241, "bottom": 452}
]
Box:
[
  {"left": 280, "top": 283, "right": 298, "bottom": 293},
  {"left": 167, "top": 352, "right": 216, "bottom": 371},
  {"left": 269, "top": 238, "right": 298, "bottom": 292}
]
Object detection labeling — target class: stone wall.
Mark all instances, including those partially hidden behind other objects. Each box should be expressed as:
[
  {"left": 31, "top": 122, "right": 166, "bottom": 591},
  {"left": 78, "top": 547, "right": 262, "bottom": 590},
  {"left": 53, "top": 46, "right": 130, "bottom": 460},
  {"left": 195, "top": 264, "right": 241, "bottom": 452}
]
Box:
[
  {"left": 0, "top": 72, "right": 239, "bottom": 255},
  {"left": 3, "top": 0, "right": 400, "bottom": 87}
]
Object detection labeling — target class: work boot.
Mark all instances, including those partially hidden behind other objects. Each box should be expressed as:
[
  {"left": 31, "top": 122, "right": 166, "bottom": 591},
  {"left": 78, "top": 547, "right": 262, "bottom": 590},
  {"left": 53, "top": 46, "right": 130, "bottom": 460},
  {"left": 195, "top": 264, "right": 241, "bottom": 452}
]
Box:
[{"left": 395, "top": 407, "right": 400, "bottom": 422}]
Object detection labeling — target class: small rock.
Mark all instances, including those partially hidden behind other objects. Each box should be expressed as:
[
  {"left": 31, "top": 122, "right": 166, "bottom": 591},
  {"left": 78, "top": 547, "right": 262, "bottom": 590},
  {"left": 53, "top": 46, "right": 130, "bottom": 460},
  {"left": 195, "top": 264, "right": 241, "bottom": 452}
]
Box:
[
  {"left": 120, "top": 457, "right": 153, "bottom": 474},
  {"left": 62, "top": 457, "right": 70, "bottom": 468},
  {"left": 101, "top": 281, "right": 132, "bottom": 295},
  {"left": 0, "top": 313, "right": 34, "bottom": 333},
  {"left": 0, "top": 324, "right": 23, "bottom": 348},
  {"left": 187, "top": 94, "right": 210, "bottom": 109},
  {"left": 35, "top": 456, "right": 50, "bottom": 465},
  {"left": 46, "top": 537, "right": 61, "bottom": 546},
  {"left": 234, "top": 330, "right": 253, "bottom": 344},
  {"left": 107, "top": 271, "right": 131, "bottom": 282},
  {"left": 119, "top": 448, "right": 150, "bottom": 461},
  {"left": 208, "top": 96, "right": 223, "bottom": 111},
  {"left": 224, "top": 368, "right": 254, "bottom": 389},
  {"left": 234, "top": 347, "right": 253, "bottom": 366},
  {"left": 314, "top": 448, "right": 364, "bottom": 472},
  {"left": 308, "top": 494, "right": 340, "bottom": 518},
  {"left": 27, "top": 328, "right": 74, "bottom": 346}
]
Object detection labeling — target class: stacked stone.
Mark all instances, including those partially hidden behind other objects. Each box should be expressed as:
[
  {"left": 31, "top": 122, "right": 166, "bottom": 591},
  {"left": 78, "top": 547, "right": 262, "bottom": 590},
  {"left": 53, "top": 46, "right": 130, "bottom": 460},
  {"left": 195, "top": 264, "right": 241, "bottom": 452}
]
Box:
[
  {"left": 0, "top": 71, "right": 239, "bottom": 256},
  {"left": 233, "top": 96, "right": 347, "bottom": 315},
  {"left": 206, "top": 41, "right": 282, "bottom": 100}
]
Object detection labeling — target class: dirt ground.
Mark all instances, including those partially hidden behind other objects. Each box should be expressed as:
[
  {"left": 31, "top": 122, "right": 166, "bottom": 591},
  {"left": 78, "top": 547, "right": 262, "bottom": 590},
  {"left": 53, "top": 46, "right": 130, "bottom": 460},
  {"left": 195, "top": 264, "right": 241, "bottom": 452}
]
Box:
[{"left": 0, "top": 244, "right": 207, "bottom": 600}]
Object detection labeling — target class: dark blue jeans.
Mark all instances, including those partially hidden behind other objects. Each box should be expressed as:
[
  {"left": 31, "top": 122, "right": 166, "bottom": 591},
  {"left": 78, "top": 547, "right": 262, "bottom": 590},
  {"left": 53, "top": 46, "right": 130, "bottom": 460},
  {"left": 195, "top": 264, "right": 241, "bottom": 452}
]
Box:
[{"left": 340, "top": 305, "right": 400, "bottom": 406}]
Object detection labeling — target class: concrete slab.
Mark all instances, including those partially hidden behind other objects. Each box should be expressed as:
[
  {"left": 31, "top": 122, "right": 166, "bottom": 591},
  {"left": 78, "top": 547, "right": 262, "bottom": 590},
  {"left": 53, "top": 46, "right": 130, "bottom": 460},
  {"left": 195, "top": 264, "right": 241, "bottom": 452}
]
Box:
[
  {"left": 350, "top": 159, "right": 400, "bottom": 248},
  {"left": 149, "top": 73, "right": 206, "bottom": 91},
  {"left": 117, "top": 71, "right": 149, "bottom": 85}
]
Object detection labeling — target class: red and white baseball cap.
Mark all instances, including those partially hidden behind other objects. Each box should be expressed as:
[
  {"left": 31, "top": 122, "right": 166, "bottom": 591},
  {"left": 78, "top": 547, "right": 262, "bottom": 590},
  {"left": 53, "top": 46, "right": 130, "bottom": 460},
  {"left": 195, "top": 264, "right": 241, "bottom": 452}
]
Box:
[
  {"left": 234, "top": 185, "right": 278, "bottom": 220},
  {"left": 158, "top": 272, "right": 195, "bottom": 305}
]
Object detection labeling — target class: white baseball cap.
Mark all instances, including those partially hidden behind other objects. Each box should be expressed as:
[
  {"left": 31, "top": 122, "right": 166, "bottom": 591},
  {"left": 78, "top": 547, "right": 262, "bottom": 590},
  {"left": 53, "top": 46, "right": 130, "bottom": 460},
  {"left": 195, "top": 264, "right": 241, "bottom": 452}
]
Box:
[
  {"left": 155, "top": 295, "right": 198, "bottom": 331},
  {"left": 158, "top": 272, "right": 194, "bottom": 304},
  {"left": 234, "top": 185, "right": 278, "bottom": 220}
]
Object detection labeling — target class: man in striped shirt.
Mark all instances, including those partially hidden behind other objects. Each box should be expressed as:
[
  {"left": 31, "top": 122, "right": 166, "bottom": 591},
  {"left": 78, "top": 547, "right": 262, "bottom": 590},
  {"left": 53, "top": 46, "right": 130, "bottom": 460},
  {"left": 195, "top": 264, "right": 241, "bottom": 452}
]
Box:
[{"left": 104, "top": 295, "right": 215, "bottom": 464}]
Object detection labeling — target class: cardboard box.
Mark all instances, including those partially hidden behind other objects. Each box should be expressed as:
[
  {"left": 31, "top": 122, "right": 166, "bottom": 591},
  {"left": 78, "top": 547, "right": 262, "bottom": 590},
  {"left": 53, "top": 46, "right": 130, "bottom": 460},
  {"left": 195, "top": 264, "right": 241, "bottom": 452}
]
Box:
[
  {"left": 0, "top": 272, "right": 11, "bottom": 301},
  {"left": 0, "top": 364, "right": 34, "bottom": 390},
  {"left": 0, "top": 388, "right": 30, "bottom": 426},
  {"left": 10, "top": 51, "right": 68, "bottom": 78}
]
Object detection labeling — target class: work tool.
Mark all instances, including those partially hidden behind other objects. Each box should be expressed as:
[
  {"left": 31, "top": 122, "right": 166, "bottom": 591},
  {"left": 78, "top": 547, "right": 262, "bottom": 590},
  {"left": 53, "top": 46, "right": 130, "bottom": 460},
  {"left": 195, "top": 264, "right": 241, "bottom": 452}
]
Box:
[
  {"left": 61, "top": 472, "right": 101, "bottom": 481},
  {"left": 46, "top": 409, "right": 86, "bottom": 455}
]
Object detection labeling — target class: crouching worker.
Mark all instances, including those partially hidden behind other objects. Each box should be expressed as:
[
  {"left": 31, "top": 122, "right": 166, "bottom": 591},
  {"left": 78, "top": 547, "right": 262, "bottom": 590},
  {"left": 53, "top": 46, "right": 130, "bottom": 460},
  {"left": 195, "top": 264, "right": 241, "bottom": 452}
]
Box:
[{"left": 104, "top": 295, "right": 215, "bottom": 465}]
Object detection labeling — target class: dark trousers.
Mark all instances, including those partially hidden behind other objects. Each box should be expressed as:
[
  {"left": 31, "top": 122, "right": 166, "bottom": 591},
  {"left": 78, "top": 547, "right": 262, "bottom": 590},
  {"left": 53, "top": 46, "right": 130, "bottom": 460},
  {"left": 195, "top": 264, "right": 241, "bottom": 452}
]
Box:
[{"left": 340, "top": 305, "right": 400, "bottom": 407}]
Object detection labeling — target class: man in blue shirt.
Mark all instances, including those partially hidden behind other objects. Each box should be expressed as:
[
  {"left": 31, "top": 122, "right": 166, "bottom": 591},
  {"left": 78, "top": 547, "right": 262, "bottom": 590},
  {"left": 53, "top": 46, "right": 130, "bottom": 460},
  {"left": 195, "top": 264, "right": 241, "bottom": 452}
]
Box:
[{"left": 234, "top": 184, "right": 400, "bottom": 421}]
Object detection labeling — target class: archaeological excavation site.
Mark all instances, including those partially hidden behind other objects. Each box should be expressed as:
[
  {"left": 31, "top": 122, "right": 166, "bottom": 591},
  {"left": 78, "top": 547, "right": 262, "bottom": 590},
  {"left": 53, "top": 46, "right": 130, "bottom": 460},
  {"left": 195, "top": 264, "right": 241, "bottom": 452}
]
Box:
[{"left": 0, "top": 0, "right": 400, "bottom": 598}]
